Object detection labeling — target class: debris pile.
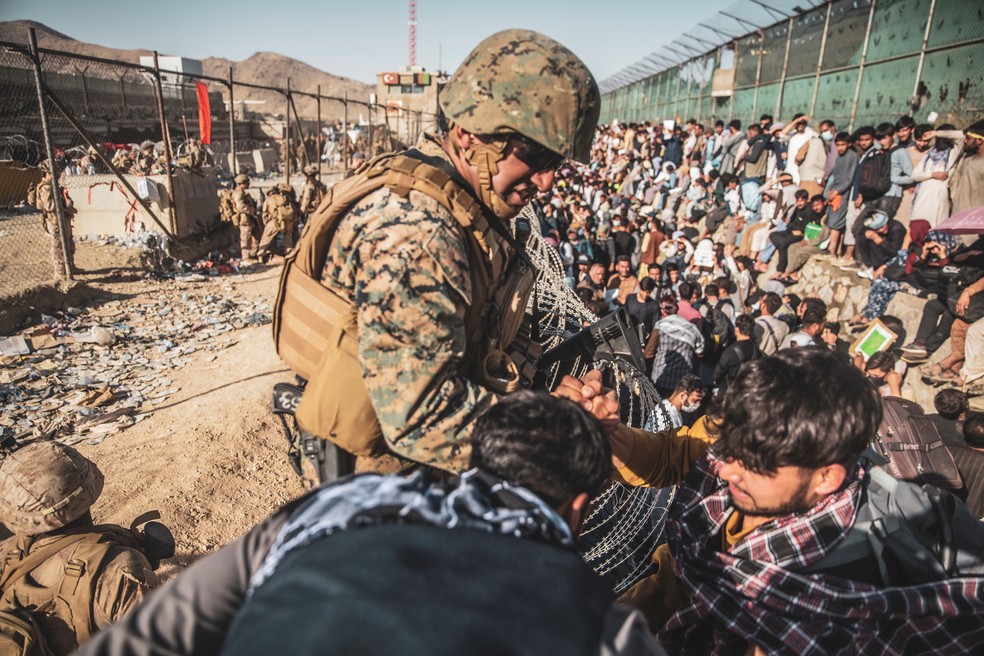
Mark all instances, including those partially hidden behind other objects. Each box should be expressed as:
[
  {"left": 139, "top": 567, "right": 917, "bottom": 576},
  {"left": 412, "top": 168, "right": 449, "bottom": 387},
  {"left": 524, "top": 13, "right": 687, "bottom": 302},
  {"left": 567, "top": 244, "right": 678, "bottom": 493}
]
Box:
[{"left": 0, "top": 289, "right": 272, "bottom": 447}]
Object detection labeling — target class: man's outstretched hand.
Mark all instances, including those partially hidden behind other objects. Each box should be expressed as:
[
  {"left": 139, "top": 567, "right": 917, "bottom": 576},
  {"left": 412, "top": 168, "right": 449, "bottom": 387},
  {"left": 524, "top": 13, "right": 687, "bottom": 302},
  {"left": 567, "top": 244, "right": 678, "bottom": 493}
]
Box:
[
  {"left": 551, "top": 369, "right": 634, "bottom": 470},
  {"left": 551, "top": 369, "right": 620, "bottom": 432}
]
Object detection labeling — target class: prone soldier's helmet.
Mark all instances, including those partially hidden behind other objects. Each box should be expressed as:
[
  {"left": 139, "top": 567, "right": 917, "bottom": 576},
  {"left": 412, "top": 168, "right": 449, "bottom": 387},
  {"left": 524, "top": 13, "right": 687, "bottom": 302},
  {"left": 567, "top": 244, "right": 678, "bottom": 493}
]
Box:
[
  {"left": 0, "top": 441, "right": 104, "bottom": 536},
  {"left": 439, "top": 29, "right": 600, "bottom": 219},
  {"left": 234, "top": 173, "right": 250, "bottom": 186},
  {"left": 302, "top": 164, "right": 318, "bottom": 176},
  {"left": 277, "top": 182, "right": 294, "bottom": 195}
]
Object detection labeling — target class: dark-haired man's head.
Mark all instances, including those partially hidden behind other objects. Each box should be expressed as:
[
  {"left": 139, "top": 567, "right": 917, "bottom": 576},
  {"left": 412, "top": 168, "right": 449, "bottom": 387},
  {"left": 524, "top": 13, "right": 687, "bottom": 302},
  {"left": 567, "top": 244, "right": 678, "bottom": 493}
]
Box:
[
  {"left": 678, "top": 281, "right": 696, "bottom": 302},
  {"left": 801, "top": 308, "right": 826, "bottom": 335},
  {"left": 728, "top": 119, "right": 742, "bottom": 132},
  {"left": 469, "top": 391, "right": 610, "bottom": 523},
  {"left": 762, "top": 292, "right": 782, "bottom": 316},
  {"left": 964, "top": 414, "right": 984, "bottom": 450},
  {"left": 704, "top": 283, "right": 720, "bottom": 300},
  {"left": 934, "top": 388, "right": 968, "bottom": 421},
  {"left": 712, "top": 349, "right": 882, "bottom": 517},
  {"left": 639, "top": 276, "right": 656, "bottom": 294},
  {"left": 669, "top": 374, "right": 706, "bottom": 414},
  {"left": 735, "top": 313, "right": 755, "bottom": 339},
  {"left": 965, "top": 119, "right": 984, "bottom": 155},
  {"left": 856, "top": 126, "right": 875, "bottom": 151},
  {"left": 875, "top": 122, "right": 895, "bottom": 149},
  {"left": 794, "top": 188, "right": 810, "bottom": 209}
]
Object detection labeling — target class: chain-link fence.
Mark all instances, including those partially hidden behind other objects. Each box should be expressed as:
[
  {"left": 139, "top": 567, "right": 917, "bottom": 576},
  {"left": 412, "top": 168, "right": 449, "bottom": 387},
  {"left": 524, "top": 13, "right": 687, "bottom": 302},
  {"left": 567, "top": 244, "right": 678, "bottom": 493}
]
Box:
[
  {"left": 0, "top": 43, "right": 54, "bottom": 297},
  {"left": 0, "top": 27, "right": 433, "bottom": 299}
]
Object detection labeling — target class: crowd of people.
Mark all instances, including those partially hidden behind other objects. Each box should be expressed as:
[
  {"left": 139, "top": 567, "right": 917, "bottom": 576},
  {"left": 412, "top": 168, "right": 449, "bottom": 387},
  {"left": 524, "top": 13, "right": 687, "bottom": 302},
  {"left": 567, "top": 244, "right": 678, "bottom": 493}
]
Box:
[
  {"left": 5, "top": 25, "right": 984, "bottom": 655},
  {"left": 531, "top": 113, "right": 984, "bottom": 408}
]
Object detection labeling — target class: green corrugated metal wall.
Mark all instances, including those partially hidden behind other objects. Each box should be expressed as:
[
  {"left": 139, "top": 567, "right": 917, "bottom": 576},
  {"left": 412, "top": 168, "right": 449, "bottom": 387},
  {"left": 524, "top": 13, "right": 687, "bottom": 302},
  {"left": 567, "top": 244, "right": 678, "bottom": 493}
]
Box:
[{"left": 600, "top": 0, "right": 984, "bottom": 131}]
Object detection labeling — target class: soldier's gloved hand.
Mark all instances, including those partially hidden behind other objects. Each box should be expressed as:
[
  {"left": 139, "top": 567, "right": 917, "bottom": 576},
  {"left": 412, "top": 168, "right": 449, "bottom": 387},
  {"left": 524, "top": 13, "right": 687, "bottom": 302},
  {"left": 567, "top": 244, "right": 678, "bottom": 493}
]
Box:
[{"left": 552, "top": 369, "right": 620, "bottom": 433}]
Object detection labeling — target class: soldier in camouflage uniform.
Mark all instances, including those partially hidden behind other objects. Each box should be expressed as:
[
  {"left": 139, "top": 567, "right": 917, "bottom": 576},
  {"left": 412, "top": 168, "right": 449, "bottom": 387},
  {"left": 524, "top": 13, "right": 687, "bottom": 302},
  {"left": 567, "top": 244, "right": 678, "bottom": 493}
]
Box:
[
  {"left": 257, "top": 182, "right": 298, "bottom": 261},
  {"left": 298, "top": 163, "right": 327, "bottom": 220},
  {"left": 28, "top": 161, "right": 77, "bottom": 273},
  {"left": 283, "top": 29, "right": 600, "bottom": 476},
  {"left": 232, "top": 173, "right": 261, "bottom": 261},
  {"left": 0, "top": 441, "right": 156, "bottom": 655}
]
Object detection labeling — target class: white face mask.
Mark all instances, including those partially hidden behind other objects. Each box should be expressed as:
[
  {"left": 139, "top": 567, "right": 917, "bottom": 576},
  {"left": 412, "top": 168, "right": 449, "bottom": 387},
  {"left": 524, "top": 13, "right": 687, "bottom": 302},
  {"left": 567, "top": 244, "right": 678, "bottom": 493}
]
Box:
[
  {"left": 821, "top": 131, "right": 834, "bottom": 143},
  {"left": 681, "top": 402, "right": 701, "bottom": 413}
]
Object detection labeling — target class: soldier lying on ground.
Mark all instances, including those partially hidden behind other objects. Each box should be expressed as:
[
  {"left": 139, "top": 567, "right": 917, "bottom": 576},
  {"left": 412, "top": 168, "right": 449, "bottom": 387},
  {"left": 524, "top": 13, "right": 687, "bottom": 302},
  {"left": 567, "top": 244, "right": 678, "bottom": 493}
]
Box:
[{"left": 0, "top": 441, "right": 158, "bottom": 655}]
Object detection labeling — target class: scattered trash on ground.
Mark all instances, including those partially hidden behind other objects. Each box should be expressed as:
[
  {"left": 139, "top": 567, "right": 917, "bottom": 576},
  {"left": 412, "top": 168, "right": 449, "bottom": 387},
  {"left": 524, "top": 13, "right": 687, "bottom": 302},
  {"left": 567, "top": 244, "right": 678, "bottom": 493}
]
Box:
[{"left": 0, "top": 283, "right": 271, "bottom": 447}]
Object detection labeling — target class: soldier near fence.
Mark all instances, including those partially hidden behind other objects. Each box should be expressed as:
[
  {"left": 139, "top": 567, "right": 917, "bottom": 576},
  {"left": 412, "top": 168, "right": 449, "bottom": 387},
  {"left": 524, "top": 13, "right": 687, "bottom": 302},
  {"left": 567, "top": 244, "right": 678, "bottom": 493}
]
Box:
[
  {"left": 133, "top": 141, "right": 156, "bottom": 174},
  {"left": 232, "top": 173, "right": 261, "bottom": 261},
  {"left": 0, "top": 441, "right": 157, "bottom": 655},
  {"left": 274, "top": 29, "right": 600, "bottom": 478},
  {"left": 27, "top": 161, "right": 77, "bottom": 277},
  {"left": 298, "top": 164, "right": 327, "bottom": 220},
  {"left": 257, "top": 182, "right": 298, "bottom": 261}
]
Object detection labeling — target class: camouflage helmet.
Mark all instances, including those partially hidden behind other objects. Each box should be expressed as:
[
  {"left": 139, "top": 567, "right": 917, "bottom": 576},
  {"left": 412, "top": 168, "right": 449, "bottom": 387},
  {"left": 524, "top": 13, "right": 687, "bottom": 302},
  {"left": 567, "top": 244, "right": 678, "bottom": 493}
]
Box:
[
  {"left": 277, "top": 182, "right": 294, "bottom": 194},
  {"left": 234, "top": 173, "right": 250, "bottom": 185},
  {"left": 0, "top": 441, "right": 104, "bottom": 535},
  {"left": 440, "top": 29, "right": 600, "bottom": 164}
]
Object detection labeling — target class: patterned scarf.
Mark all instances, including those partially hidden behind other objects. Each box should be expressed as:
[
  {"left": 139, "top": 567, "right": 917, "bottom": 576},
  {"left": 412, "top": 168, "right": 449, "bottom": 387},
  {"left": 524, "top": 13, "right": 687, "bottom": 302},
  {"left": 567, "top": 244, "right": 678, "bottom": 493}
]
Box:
[
  {"left": 660, "top": 454, "right": 984, "bottom": 655},
  {"left": 248, "top": 469, "right": 572, "bottom": 594}
]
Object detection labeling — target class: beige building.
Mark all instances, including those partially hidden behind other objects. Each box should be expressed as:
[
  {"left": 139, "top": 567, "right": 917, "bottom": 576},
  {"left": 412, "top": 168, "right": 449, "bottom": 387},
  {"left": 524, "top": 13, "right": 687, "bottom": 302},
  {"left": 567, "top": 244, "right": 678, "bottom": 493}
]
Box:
[{"left": 375, "top": 67, "right": 446, "bottom": 142}]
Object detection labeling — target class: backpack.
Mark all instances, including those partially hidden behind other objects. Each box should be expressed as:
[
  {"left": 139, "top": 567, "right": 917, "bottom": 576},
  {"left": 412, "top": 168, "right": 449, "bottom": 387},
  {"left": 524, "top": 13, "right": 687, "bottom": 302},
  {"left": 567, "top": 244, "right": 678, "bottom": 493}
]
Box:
[
  {"left": 0, "top": 527, "right": 144, "bottom": 654},
  {"left": 803, "top": 464, "right": 984, "bottom": 586},
  {"left": 218, "top": 188, "right": 236, "bottom": 222},
  {"left": 857, "top": 148, "right": 894, "bottom": 201},
  {"left": 872, "top": 396, "right": 963, "bottom": 492},
  {"left": 0, "top": 607, "right": 50, "bottom": 656}
]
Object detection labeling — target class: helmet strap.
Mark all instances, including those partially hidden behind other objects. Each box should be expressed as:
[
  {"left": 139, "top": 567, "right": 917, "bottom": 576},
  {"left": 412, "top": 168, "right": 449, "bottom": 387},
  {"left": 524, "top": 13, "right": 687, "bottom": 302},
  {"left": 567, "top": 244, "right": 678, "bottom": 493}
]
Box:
[{"left": 450, "top": 124, "right": 522, "bottom": 221}]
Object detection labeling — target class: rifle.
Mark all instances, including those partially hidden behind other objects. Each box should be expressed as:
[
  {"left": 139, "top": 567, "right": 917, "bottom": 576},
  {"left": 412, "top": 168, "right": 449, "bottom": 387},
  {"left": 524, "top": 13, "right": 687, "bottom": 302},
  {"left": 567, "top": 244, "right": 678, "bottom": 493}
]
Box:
[{"left": 538, "top": 307, "right": 646, "bottom": 374}]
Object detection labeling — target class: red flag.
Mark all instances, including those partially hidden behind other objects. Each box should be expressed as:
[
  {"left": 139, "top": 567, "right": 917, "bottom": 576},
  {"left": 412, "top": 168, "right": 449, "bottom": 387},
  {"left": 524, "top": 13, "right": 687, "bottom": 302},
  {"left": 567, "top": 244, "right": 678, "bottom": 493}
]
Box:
[{"left": 196, "top": 81, "right": 211, "bottom": 145}]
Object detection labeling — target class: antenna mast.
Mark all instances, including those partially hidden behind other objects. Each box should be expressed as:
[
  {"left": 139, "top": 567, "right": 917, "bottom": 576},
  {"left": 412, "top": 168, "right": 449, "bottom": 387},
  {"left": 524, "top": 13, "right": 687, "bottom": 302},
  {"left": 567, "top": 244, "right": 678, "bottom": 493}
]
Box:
[{"left": 408, "top": 0, "right": 418, "bottom": 67}]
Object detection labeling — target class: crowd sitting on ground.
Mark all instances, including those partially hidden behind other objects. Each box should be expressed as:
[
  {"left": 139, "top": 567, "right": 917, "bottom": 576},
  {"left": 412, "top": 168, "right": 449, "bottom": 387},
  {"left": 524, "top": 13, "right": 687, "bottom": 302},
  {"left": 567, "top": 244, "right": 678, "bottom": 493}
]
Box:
[{"left": 539, "top": 113, "right": 984, "bottom": 401}]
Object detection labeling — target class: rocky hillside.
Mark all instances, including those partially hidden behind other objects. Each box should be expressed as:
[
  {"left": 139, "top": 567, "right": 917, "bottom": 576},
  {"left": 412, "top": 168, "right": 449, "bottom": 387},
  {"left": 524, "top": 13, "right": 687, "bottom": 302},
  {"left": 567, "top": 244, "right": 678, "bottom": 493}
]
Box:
[{"left": 0, "top": 20, "right": 372, "bottom": 118}]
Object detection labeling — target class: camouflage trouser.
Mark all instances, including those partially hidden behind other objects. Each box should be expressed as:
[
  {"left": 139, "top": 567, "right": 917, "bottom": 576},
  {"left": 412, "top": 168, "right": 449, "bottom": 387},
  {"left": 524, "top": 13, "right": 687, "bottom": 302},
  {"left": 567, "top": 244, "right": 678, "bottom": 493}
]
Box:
[
  {"left": 239, "top": 222, "right": 259, "bottom": 258},
  {"left": 256, "top": 220, "right": 281, "bottom": 257}
]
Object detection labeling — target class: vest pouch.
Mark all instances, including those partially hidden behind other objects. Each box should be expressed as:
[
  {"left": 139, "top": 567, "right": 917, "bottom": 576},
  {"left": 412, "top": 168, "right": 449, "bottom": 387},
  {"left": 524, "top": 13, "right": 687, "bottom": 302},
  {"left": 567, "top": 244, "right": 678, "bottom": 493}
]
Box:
[
  {"left": 478, "top": 349, "right": 521, "bottom": 394},
  {"left": 293, "top": 307, "right": 385, "bottom": 458}
]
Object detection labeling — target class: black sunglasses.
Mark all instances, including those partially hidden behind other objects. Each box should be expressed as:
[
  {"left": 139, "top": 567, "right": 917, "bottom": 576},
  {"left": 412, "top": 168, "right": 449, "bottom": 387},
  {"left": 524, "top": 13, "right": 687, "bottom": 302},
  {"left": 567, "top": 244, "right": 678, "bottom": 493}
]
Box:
[{"left": 509, "top": 135, "right": 565, "bottom": 172}]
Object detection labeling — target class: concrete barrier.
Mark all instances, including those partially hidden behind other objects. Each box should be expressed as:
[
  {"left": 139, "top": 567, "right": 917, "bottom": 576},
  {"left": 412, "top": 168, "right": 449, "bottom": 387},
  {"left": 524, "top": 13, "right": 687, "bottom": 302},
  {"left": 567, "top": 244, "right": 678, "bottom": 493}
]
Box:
[{"left": 70, "top": 167, "right": 219, "bottom": 239}]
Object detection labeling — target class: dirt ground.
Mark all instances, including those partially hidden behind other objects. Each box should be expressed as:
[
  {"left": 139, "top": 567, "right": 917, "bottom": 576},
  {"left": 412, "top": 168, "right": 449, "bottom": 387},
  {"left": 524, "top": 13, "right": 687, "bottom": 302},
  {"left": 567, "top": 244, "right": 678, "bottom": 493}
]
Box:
[{"left": 3, "top": 257, "right": 305, "bottom": 580}]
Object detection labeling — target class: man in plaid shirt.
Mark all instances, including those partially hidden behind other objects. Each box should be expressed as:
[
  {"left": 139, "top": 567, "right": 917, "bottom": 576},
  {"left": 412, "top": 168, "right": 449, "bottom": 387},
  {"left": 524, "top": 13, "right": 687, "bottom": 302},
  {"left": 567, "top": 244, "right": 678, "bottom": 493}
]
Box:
[{"left": 599, "top": 348, "right": 984, "bottom": 654}]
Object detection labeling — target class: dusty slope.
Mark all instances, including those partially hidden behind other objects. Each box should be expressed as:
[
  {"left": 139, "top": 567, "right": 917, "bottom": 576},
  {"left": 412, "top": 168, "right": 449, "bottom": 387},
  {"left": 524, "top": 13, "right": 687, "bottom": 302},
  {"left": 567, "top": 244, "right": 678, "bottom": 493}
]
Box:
[{"left": 1, "top": 262, "right": 305, "bottom": 579}]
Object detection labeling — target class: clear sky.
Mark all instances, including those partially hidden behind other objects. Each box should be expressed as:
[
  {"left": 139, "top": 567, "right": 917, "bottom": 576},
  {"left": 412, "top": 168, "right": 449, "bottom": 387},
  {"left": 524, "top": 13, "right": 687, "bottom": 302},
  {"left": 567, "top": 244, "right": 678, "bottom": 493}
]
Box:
[{"left": 0, "top": 0, "right": 750, "bottom": 84}]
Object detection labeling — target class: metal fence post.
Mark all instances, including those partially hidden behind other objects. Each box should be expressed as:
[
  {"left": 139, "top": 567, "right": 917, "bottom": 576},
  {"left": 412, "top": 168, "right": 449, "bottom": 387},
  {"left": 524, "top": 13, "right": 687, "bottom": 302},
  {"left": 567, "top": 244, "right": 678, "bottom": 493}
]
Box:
[
  {"left": 775, "top": 16, "right": 794, "bottom": 118},
  {"left": 368, "top": 98, "right": 374, "bottom": 159},
  {"left": 911, "top": 0, "right": 938, "bottom": 115},
  {"left": 152, "top": 51, "right": 177, "bottom": 234},
  {"left": 848, "top": 0, "right": 879, "bottom": 132},
  {"left": 28, "top": 27, "right": 73, "bottom": 279},
  {"left": 316, "top": 84, "right": 322, "bottom": 176},
  {"left": 285, "top": 78, "right": 292, "bottom": 181},
  {"left": 228, "top": 67, "right": 237, "bottom": 176},
  {"left": 809, "top": 1, "right": 834, "bottom": 117},
  {"left": 752, "top": 29, "right": 765, "bottom": 120},
  {"left": 343, "top": 92, "right": 349, "bottom": 171}
]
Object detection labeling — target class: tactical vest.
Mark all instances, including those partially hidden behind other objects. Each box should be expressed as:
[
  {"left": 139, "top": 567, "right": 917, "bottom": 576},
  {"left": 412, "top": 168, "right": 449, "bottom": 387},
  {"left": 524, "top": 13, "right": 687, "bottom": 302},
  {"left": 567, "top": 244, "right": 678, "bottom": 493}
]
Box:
[
  {"left": 0, "top": 527, "right": 142, "bottom": 654},
  {"left": 272, "top": 151, "right": 537, "bottom": 457}
]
